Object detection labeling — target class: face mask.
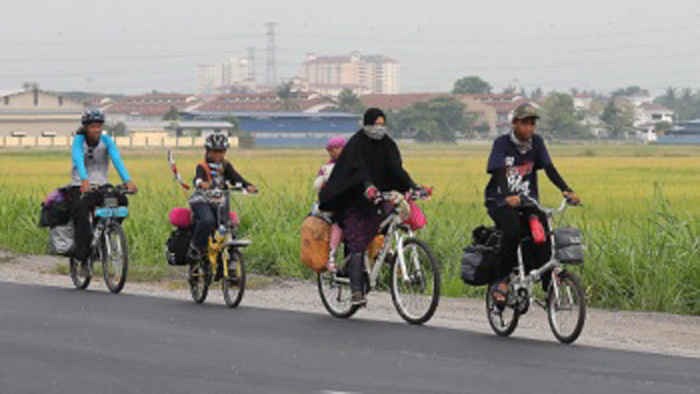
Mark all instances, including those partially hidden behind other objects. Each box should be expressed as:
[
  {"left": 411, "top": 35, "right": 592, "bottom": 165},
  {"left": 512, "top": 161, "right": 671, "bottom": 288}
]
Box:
[{"left": 364, "top": 125, "right": 387, "bottom": 140}]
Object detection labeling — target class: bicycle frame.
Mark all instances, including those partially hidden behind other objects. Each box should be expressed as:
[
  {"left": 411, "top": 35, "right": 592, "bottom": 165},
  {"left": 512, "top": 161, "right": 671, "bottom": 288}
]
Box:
[
  {"left": 512, "top": 198, "right": 571, "bottom": 308},
  {"left": 204, "top": 185, "right": 252, "bottom": 280},
  {"left": 333, "top": 196, "right": 419, "bottom": 289}
]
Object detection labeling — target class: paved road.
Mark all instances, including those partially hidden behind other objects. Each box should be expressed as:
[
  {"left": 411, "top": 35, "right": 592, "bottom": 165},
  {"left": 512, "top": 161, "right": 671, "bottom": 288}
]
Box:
[{"left": 0, "top": 282, "right": 698, "bottom": 394}]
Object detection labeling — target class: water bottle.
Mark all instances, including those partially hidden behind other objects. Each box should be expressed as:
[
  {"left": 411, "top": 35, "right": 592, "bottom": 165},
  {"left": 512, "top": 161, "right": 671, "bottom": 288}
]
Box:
[{"left": 529, "top": 215, "right": 546, "bottom": 245}]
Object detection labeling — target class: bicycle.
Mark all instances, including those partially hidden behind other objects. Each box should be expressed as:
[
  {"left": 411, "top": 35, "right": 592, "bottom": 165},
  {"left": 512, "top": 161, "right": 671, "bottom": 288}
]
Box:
[
  {"left": 318, "top": 189, "right": 440, "bottom": 325},
  {"left": 188, "top": 183, "right": 254, "bottom": 308},
  {"left": 485, "top": 196, "right": 586, "bottom": 344},
  {"left": 69, "top": 184, "right": 136, "bottom": 293}
]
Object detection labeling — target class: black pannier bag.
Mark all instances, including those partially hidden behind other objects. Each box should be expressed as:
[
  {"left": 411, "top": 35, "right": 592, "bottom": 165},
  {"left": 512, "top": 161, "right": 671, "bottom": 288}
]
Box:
[
  {"left": 39, "top": 200, "right": 72, "bottom": 228},
  {"left": 165, "top": 227, "right": 194, "bottom": 266},
  {"left": 461, "top": 226, "right": 501, "bottom": 286},
  {"left": 553, "top": 228, "right": 584, "bottom": 264}
]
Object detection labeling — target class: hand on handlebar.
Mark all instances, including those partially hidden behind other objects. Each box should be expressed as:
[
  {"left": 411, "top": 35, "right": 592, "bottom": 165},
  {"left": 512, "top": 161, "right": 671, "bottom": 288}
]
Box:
[
  {"left": 80, "top": 180, "right": 90, "bottom": 193},
  {"left": 364, "top": 185, "right": 381, "bottom": 204},
  {"left": 125, "top": 181, "right": 138, "bottom": 194},
  {"left": 505, "top": 195, "right": 520, "bottom": 208},
  {"left": 563, "top": 191, "right": 581, "bottom": 206}
]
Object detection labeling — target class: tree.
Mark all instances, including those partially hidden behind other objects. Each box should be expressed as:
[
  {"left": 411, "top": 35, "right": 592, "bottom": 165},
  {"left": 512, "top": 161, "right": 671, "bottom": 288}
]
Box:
[
  {"left": 530, "top": 87, "right": 544, "bottom": 101},
  {"left": 600, "top": 99, "right": 636, "bottom": 138},
  {"left": 163, "top": 106, "right": 180, "bottom": 121},
  {"left": 538, "top": 93, "right": 589, "bottom": 138},
  {"left": 222, "top": 114, "right": 240, "bottom": 132},
  {"left": 105, "top": 121, "right": 127, "bottom": 137},
  {"left": 452, "top": 76, "right": 492, "bottom": 95},
  {"left": 654, "top": 121, "right": 673, "bottom": 132},
  {"left": 331, "top": 89, "right": 365, "bottom": 114},
  {"left": 391, "top": 96, "right": 467, "bottom": 142},
  {"left": 276, "top": 81, "right": 300, "bottom": 111},
  {"left": 502, "top": 86, "right": 517, "bottom": 95},
  {"left": 654, "top": 86, "right": 700, "bottom": 123},
  {"left": 222, "top": 113, "right": 254, "bottom": 148},
  {"left": 611, "top": 85, "right": 644, "bottom": 98}
]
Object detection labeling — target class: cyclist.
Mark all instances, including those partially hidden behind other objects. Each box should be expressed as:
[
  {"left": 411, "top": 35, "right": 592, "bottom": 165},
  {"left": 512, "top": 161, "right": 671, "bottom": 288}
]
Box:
[
  {"left": 484, "top": 103, "right": 581, "bottom": 302},
  {"left": 187, "top": 133, "right": 258, "bottom": 262},
  {"left": 68, "top": 109, "right": 138, "bottom": 265},
  {"left": 319, "top": 108, "right": 425, "bottom": 306}
]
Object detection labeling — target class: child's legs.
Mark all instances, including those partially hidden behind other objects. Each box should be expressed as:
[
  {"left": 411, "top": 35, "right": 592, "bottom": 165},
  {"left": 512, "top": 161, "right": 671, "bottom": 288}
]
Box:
[
  {"left": 191, "top": 202, "right": 217, "bottom": 251},
  {"left": 329, "top": 223, "right": 343, "bottom": 251}
]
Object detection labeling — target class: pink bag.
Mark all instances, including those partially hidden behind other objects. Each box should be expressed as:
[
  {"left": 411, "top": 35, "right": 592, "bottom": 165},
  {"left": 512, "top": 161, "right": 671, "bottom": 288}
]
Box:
[
  {"left": 404, "top": 199, "right": 427, "bottom": 230},
  {"left": 228, "top": 212, "right": 240, "bottom": 227},
  {"left": 169, "top": 208, "right": 192, "bottom": 228}
]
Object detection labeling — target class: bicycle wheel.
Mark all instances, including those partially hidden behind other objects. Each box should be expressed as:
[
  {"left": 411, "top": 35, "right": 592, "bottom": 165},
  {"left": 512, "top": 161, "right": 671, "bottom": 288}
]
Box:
[
  {"left": 547, "top": 270, "right": 586, "bottom": 344},
  {"left": 390, "top": 238, "right": 440, "bottom": 325},
  {"left": 69, "top": 256, "right": 92, "bottom": 290},
  {"left": 189, "top": 258, "right": 211, "bottom": 304},
  {"left": 318, "top": 267, "right": 359, "bottom": 319},
  {"left": 485, "top": 283, "right": 519, "bottom": 337},
  {"left": 101, "top": 223, "right": 129, "bottom": 294},
  {"left": 222, "top": 247, "right": 246, "bottom": 308}
]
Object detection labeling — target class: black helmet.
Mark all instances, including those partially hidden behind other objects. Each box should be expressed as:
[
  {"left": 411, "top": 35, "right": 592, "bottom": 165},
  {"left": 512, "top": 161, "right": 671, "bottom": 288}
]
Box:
[
  {"left": 81, "top": 109, "right": 105, "bottom": 125},
  {"left": 205, "top": 133, "right": 230, "bottom": 150}
]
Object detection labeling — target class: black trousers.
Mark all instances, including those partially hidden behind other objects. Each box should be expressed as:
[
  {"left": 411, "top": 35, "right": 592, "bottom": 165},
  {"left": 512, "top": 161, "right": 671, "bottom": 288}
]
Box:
[
  {"left": 68, "top": 186, "right": 128, "bottom": 262},
  {"left": 487, "top": 203, "right": 552, "bottom": 284}
]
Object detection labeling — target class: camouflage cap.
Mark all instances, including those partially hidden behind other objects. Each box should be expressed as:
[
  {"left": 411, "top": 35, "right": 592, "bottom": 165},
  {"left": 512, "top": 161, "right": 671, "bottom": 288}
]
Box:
[{"left": 512, "top": 103, "right": 540, "bottom": 120}]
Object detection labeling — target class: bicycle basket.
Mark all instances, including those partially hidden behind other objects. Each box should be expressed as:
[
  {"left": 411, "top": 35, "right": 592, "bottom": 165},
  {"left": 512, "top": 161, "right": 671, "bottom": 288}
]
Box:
[{"left": 553, "top": 228, "right": 584, "bottom": 264}]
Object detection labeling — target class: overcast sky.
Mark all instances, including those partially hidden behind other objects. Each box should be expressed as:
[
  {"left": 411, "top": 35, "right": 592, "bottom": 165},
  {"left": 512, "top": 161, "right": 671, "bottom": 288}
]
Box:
[{"left": 1, "top": 0, "right": 699, "bottom": 95}]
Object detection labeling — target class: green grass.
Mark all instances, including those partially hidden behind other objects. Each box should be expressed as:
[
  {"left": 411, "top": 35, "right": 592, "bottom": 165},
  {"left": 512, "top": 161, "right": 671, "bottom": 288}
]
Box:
[{"left": 1, "top": 145, "right": 700, "bottom": 314}]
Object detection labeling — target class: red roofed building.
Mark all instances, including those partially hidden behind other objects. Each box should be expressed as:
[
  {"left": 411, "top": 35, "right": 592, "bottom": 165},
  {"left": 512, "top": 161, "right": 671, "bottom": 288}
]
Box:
[
  {"left": 101, "top": 93, "right": 203, "bottom": 121},
  {"left": 195, "top": 92, "right": 335, "bottom": 113}
]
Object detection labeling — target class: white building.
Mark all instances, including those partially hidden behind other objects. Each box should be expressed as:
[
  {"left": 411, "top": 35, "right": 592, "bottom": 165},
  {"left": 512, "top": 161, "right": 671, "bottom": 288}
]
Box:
[
  {"left": 0, "top": 88, "right": 84, "bottom": 137},
  {"left": 196, "top": 65, "right": 223, "bottom": 96},
  {"left": 635, "top": 103, "right": 674, "bottom": 127},
  {"left": 197, "top": 56, "right": 256, "bottom": 96},
  {"left": 303, "top": 52, "right": 400, "bottom": 95}
]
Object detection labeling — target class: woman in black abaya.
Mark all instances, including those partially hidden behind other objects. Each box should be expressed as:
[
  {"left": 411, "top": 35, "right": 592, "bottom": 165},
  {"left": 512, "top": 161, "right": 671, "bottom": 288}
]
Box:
[{"left": 319, "top": 108, "right": 422, "bottom": 306}]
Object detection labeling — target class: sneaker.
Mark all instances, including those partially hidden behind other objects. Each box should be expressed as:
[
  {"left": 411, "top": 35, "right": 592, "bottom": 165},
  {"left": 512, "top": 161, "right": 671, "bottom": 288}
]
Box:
[{"left": 351, "top": 291, "right": 367, "bottom": 307}]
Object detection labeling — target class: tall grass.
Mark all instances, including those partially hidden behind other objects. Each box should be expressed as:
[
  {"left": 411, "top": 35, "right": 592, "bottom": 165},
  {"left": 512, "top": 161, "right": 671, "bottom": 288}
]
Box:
[{"left": 1, "top": 147, "right": 699, "bottom": 315}]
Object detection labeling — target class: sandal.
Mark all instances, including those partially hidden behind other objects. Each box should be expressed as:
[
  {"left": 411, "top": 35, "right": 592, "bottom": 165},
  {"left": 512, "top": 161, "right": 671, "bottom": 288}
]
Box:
[{"left": 491, "top": 280, "right": 509, "bottom": 305}]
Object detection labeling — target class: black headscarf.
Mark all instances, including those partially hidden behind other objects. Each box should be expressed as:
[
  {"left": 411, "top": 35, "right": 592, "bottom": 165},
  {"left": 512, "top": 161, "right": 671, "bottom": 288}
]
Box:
[
  {"left": 319, "top": 127, "right": 415, "bottom": 212},
  {"left": 363, "top": 107, "right": 385, "bottom": 126}
]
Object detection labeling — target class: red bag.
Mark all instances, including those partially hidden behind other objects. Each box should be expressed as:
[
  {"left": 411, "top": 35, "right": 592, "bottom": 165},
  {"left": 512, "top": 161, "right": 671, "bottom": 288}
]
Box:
[
  {"left": 404, "top": 200, "right": 427, "bottom": 230},
  {"left": 529, "top": 215, "right": 546, "bottom": 245}
]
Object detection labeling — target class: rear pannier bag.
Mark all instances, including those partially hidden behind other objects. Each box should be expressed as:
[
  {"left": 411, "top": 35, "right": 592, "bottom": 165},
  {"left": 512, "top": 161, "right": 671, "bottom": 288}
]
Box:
[
  {"left": 461, "top": 226, "right": 502, "bottom": 286},
  {"left": 461, "top": 245, "right": 499, "bottom": 286},
  {"left": 553, "top": 228, "right": 584, "bottom": 263},
  {"left": 48, "top": 223, "right": 75, "bottom": 256},
  {"left": 165, "top": 226, "right": 194, "bottom": 266}
]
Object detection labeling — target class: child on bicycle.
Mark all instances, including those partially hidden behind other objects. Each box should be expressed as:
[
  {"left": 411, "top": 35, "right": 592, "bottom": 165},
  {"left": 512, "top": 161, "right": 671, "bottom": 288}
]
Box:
[
  {"left": 69, "top": 109, "right": 138, "bottom": 265},
  {"left": 312, "top": 136, "right": 346, "bottom": 272},
  {"left": 187, "top": 133, "right": 257, "bottom": 261},
  {"left": 484, "top": 103, "right": 581, "bottom": 302}
]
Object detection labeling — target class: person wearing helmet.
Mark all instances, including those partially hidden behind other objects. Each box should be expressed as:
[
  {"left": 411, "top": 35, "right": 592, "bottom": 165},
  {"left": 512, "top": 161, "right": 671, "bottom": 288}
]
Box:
[
  {"left": 187, "top": 133, "right": 258, "bottom": 261},
  {"left": 68, "top": 109, "right": 138, "bottom": 264},
  {"left": 484, "top": 103, "right": 580, "bottom": 303}
]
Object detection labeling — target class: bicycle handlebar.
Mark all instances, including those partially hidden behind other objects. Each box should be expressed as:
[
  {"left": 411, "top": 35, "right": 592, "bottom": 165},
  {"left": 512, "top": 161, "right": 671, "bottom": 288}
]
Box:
[{"left": 519, "top": 194, "right": 578, "bottom": 216}]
